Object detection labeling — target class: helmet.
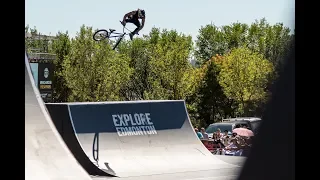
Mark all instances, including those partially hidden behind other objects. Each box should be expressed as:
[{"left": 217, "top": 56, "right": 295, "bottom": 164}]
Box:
[{"left": 138, "top": 9, "right": 145, "bottom": 18}]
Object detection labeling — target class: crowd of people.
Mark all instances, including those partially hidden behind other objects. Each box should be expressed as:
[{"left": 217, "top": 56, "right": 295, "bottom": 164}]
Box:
[{"left": 194, "top": 127, "right": 253, "bottom": 156}]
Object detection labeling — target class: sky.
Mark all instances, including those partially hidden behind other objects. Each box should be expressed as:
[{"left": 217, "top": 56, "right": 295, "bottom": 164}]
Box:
[{"left": 25, "top": 0, "right": 295, "bottom": 41}]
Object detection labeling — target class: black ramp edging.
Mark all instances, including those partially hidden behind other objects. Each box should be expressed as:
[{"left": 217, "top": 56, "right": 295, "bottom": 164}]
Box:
[{"left": 45, "top": 104, "right": 117, "bottom": 177}]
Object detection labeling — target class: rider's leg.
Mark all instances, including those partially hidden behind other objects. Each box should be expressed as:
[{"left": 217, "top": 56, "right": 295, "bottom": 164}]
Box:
[
  {"left": 132, "top": 20, "right": 141, "bottom": 34},
  {"left": 126, "top": 19, "right": 141, "bottom": 40}
]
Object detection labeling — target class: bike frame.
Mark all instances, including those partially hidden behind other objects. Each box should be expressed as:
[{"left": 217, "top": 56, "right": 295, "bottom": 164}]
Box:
[
  {"left": 94, "top": 21, "right": 138, "bottom": 50},
  {"left": 108, "top": 21, "right": 134, "bottom": 38},
  {"left": 111, "top": 21, "right": 138, "bottom": 50}
]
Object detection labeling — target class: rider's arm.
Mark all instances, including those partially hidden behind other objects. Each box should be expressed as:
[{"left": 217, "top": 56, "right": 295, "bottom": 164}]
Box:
[{"left": 138, "top": 17, "right": 145, "bottom": 31}]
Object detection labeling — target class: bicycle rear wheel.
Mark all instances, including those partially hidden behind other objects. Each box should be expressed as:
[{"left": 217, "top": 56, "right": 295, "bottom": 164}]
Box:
[{"left": 93, "top": 29, "right": 109, "bottom": 41}]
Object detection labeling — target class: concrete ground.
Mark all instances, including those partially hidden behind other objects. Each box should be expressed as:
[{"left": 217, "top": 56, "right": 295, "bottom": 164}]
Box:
[{"left": 91, "top": 155, "right": 246, "bottom": 180}]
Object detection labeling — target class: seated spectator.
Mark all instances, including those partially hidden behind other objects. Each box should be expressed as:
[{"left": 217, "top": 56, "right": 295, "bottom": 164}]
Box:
[
  {"left": 236, "top": 136, "right": 252, "bottom": 156},
  {"left": 194, "top": 128, "right": 203, "bottom": 139},
  {"left": 216, "top": 128, "right": 223, "bottom": 139},
  {"left": 222, "top": 130, "right": 230, "bottom": 146},
  {"left": 212, "top": 132, "right": 225, "bottom": 155},
  {"left": 200, "top": 127, "right": 209, "bottom": 139},
  {"left": 223, "top": 130, "right": 229, "bottom": 137},
  {"left": 223, "top": 138, "right": 244, "bottom": 156}
]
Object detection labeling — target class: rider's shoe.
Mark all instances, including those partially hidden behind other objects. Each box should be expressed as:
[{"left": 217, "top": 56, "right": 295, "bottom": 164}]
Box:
[{"left": 129, "top": 33, "right": 134, "bottom": 40}]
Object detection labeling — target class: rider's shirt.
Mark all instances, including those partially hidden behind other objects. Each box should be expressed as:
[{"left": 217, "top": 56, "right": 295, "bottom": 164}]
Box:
[{"left": 129, "top": 10, "right": 142, "bottom": 20}]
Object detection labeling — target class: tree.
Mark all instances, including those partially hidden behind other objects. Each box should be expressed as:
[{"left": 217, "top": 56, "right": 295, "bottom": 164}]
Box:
[
  {"left": 145, "top": 29, "right": 194, "bottom": 100},
  {"left": 222, "top": 22, "right": 249, "bottom": 50},
  {"left": 61, "top": 25, "right": 133, "bottom": 102},
  {"left": 117, "top": 36, "right": 151, "bottom": 100},
  {"left": 51, "top": 31, "right": 71, "bottom": 102},
  {"left": 193, "top": 55, "right": 238, "bottom": 127},
  {"left": 195, "top": 24, "right": 228, "bottom": 65},
  {"left": 195, "top": 18, "right": 292, "bottom": 69},
  {"left": 247, "top": 18, "right": 292, "bottom": 70},
  {"left": 119, "top": 28, "right": 195, "bottom": 100},
  {"left": 218, "top": 47, "right": 274, "bottom": 116},
  {"left": 264, "top": 22, "right": 292, "bottom": 70}
]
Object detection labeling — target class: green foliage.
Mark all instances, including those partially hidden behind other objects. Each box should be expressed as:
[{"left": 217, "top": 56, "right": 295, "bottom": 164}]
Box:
[
  {"left": 218, "top": 47, "right": 274, "bottom": 115},
  {"left": 117, "top": 36, "right": 151, "bottom": 100},
  {"left": 195, "top": 24, "right": 228, "bottom": 65},
  {"left": 118, "top": 28, "right": 195, "bottom": 101},
  {"left": 51, "top": 31, "right": 71, "bottom": 102},
  {"left": 195, "top": 18, "right": 292, "bottom": 67},
  {"left": 25, "top": 18, "right": 292, "bottom": 128},
  {"left": 62, "top": 25, "right": 133, "bottom": 102},
  {"left": 193, "top": 55, "right": 238, "bottom": 127},
  {"left": 146, "top": 29, "right": 194, "bottom": 100}
]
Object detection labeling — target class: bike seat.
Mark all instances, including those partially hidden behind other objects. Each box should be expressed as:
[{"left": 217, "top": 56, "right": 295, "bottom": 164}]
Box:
[{"left": 109, "top": 29, "right": 116, "bottom": 32}]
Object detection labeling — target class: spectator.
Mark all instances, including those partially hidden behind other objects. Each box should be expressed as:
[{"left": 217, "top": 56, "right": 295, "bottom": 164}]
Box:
[
  {"left": 241, "top": 136, "right": 253, "bottom": 156},
  {"left": 223, "top": 137, "right": 244, "bottom": 156},
  {"left": 194, "top": 128, "right": 203, "bottom": 139},
  {"left": 200, "top": 127, "right": 209, "bottom": 139},
  {"left": 232, "top": 132, "right": 237, "bottom": 138},
  {"left": 238, "top": 136, "right": 252, "bottom": 148},
  {"left": 212, "top": 132, "right": 225, "bottom": 155},
  {"left": 223, "top": 130, "right": 229, "bottom": 137},
  {"left": 222, "top": 130, "right": 230, "bottom": 146},
  {"left": 216, "top": 128, "right": 223, "bottom": 139}
]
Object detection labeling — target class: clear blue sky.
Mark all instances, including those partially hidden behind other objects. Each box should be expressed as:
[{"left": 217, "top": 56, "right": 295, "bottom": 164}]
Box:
[{"left": 25, "top": 0, "right": 294, "bottom": 41}]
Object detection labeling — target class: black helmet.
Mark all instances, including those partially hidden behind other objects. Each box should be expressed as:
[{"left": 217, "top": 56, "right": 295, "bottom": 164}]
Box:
[
  {"left": 141, "top": 10, "right": 145, "bottom": 17},
  {"left": 138, "top": 9, "right": 145, "bottom": 18}
]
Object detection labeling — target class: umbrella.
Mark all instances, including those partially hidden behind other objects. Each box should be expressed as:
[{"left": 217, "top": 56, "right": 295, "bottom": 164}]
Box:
[{"left": 232, "top": 128, "right": 254, "bottom": 137}]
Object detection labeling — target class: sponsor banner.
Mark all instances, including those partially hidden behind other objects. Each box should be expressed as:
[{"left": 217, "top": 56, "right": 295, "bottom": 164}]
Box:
[
  {"left": 38, "top": 63, "right": 53, "bottom": 91},
  {"left": 69, "top": 101, "right": 187, "bottom": 135},
  {"left": 38, "top": 63, "right": 53, "bottom": 103}
]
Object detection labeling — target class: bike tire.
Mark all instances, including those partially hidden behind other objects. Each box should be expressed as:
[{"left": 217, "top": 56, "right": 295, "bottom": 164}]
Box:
[{"left": 93, "top": 29, "right": 109, "bottom": 41}]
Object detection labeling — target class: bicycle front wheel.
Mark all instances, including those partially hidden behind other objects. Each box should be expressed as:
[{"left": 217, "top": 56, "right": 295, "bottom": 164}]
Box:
[{"left": 93, "top": 29, "right": 109, "bottom": 41}]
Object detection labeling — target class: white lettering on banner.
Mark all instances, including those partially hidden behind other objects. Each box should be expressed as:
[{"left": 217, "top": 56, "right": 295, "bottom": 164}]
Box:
[
  {"left": 40, "top": 81, "right": 52, "bottom": 85},
  {"left": 112, "top": 113, "right": 157, "bottom": 136}
]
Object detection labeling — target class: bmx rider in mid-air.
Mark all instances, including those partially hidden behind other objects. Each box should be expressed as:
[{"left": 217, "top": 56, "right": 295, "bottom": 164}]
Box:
[{"left": 121, "top": 9, "right": 145, "bottom": 40}]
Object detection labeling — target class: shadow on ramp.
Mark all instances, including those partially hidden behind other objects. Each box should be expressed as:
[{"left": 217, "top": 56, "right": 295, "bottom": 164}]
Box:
[{"left": 46, "top": 104, "right": 117, "bottom": 177}]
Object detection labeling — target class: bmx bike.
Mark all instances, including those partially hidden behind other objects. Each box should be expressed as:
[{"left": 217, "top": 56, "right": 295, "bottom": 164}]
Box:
[{"left": 93, "top": 21, "right": 138, "bottom": 50}]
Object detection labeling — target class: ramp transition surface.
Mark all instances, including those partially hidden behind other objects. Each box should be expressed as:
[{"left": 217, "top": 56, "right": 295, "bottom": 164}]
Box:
[
  {"left": 46, "top": 101, "right": 238, "bottom": 178},
  {"left": 25, "top": 52, "right": 92, "bottom": 180}
]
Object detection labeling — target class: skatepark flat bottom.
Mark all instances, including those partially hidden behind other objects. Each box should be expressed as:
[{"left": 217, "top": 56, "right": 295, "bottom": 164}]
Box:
[
  {"left": 91, "top": 156, "right": 245, "bottom": 180},
  {"left": 91, "top": 168, "right": 241, "bottom": 180}
]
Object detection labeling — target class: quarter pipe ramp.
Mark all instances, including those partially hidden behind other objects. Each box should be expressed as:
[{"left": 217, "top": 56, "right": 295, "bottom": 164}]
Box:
[
  {"left": 46, "top": 100, "right": 238, "bottom": 178},
  {"left": 25, "top": 52, "right": 92, "bottom": 180}
]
